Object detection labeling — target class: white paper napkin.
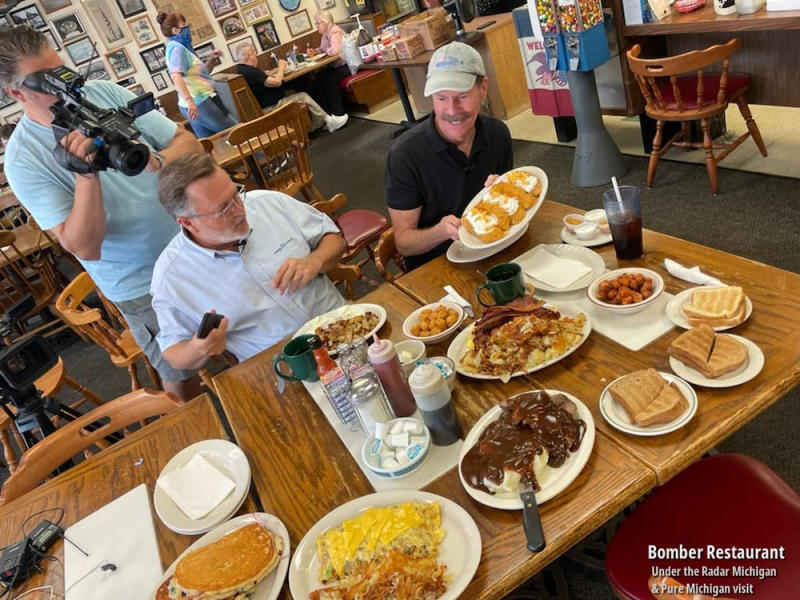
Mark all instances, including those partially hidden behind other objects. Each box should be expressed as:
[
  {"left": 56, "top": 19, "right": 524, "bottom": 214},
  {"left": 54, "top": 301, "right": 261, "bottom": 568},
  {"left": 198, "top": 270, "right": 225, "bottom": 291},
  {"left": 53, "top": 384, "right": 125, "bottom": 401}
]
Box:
[
  {"left": 65, "top": 484, "right": 162, "bottom": 600},
  {"left": 156, "top": 454, "right": 235, "bottom": 520},
  {"left": 664, "top": 258, "right": 724, "bottom": 287},
  {"left": 441, "top": 285, "right": 474, "bottom": 318},
  {"left": 516, "top": 247, "right": 593, "bottom": 289}
]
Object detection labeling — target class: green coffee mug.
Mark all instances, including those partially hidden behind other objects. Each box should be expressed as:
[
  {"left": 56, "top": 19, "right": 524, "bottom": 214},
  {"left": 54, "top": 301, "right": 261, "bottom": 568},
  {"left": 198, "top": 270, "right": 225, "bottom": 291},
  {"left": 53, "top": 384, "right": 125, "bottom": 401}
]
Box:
[
  {"left": 476, "top": 263, "right": 526, "bottom": 307},
  {"left": 273, "top": 334, "right": 319, "bottom": 382}
]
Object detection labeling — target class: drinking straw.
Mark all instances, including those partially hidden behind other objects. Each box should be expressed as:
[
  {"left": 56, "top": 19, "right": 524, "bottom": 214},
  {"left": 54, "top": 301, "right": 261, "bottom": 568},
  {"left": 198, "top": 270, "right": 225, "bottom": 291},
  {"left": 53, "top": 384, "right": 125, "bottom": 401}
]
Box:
[{"left": 611, "top": 176, "right": 624, "bottom": 207}]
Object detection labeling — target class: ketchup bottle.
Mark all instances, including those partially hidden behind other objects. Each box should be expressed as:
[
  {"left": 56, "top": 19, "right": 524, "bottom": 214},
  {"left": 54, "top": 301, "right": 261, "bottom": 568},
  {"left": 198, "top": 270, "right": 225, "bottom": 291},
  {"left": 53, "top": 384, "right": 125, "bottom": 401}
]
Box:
[{"left": 367, "top": 338, "right": 417, "bottom": 417}]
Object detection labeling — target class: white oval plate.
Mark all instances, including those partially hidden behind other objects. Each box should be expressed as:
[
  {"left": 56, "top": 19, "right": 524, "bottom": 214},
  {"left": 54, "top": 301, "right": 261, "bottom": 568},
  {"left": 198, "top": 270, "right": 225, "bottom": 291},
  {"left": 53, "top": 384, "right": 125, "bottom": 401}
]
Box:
[
  {"left": 665, "top": 287, "right": 753, "bottom": 331},
  {"left": 669, "top": 334, "right": 764, "bottom": 388},
  {"left": 514, "top": 244, "right": 606, "bottom": 293},
  {"left": 294, "top": 303, "right": 387, "bottom": 352},
  {"left": 458, "top": 166, "right": 548, "bottom": 250},
  {"left": 447, "top": 305, "right": 592, "bottom": 380},
  {"left": 154, "top": 439, "right": 250, "bottom": 535},
  {"left": 599, "top": 372, "right": 697, "bottom": 436},
  {"left": 447, "top": 223, "right": 527, "bottom": 264},
  {"left": 152, "top": 513, "right": 290, "bottom": 600},
  {"left": 560, "top": 227, "right": 613, "bottom": 247},
  {"left": 289, "top": 491, "right": 481, "bottom": 600},
  {"left": 458, "top": 390, "right": 595, "bottom": 510}
]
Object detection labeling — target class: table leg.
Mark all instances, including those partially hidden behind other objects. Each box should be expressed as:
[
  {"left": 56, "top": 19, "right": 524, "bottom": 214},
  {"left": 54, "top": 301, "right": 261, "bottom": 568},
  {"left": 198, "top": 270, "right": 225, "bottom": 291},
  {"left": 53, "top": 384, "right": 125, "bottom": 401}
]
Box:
[{"left": 390, "top": 68, "right": 417, "bottom": 138}]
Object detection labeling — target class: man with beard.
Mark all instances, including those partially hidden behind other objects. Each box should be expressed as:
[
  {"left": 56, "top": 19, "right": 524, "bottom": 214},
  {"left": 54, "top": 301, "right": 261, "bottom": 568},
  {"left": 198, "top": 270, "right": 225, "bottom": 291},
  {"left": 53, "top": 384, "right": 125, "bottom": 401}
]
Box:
[
  {"left": 151, "top": 154, "right": 346, "bottom": 368},
  {"left": 385, "top": 42, "right": 513, "bottom": 270}
]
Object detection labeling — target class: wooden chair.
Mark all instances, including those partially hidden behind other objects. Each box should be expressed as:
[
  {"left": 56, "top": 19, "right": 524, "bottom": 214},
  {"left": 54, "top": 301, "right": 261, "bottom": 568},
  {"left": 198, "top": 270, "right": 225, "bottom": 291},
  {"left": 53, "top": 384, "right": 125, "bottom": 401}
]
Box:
[
  {"left": 198, "top": 137, "right": 215, "bottom": 155},
  {"left": 327, "top": 263, "right": 362, "bottom": 300},
  {"left": 374, "top": 228, "right": 407, "bottom": 283},
  {"left": 227, "top": 101, "right": 325, "bottom": 203},
  {"left": 54, "top": 272, "right": 162, "bottom": 392},
  {"left": 626, "top": 39, "right": 767, "bottom": 195},
  {"left": 311, "top": 193, "right": 389, "bottom": 279},
  {"left": 230, "top": 77, "right": 263, "bottom": 123},
  {"left": 0, "top": 389, "right": 182, "bottom": 506}
]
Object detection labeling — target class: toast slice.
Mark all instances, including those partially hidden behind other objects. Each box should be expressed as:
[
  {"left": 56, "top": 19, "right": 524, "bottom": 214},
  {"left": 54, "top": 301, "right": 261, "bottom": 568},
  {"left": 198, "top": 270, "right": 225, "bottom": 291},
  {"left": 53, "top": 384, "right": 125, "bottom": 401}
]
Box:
[
  {"left": 608, "top": 368, "right": 664, "bottom": 423},
  {"left": 635, "top": 382, "right": 688, "bottom": 427},
  {"left": 686, "top": 300, "right": 746, "bottom": 328},
  {"left": 668, "top": 325, "right": 716, "bottom": 374},
  {"left": 681, "top": 286, "right": 743, "bottom": 320},
  {"left": 705, "top": 334, "right": 748, "bottom": 378}
]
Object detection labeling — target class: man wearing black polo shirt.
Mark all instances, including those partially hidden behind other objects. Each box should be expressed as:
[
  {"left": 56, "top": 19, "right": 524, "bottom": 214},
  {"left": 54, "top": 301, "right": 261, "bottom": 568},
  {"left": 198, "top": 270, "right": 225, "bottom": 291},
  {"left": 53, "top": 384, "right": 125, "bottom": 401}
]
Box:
[
  {"left": 234, "top": 43, "right": 347, "bottom": 132},
  {"left": 385, "top": 41, "right": 512, "bottom": 270}
]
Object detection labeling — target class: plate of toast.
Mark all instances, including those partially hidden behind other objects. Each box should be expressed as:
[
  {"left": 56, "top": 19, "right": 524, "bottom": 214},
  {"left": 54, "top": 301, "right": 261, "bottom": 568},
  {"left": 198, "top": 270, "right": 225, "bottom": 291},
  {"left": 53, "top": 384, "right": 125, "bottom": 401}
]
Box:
[
  {"left": 600, "top": 369, "right": 697, "bottom": 436},
  {"left": 666, "top": 285, "right": 752, "bottom": 331},
  {"left": 668, "top": 325, "right": 764, "bottom": 388}
]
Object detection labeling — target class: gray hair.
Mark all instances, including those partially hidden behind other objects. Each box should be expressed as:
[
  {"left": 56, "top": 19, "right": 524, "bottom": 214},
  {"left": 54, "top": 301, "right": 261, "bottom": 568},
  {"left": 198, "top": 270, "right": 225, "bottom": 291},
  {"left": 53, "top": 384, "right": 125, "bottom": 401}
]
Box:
[
  {"left": 158, "top": 153, "right": 218, "bottom": 218},
  {"left": 314, "top": 10, "right": 334, "bottom": 25},
  {"left": 233, "top": 42, "right": 254, "bottom": 63},
  {"left": 0, "top": 26, "right": 50, "bottom": 89}
]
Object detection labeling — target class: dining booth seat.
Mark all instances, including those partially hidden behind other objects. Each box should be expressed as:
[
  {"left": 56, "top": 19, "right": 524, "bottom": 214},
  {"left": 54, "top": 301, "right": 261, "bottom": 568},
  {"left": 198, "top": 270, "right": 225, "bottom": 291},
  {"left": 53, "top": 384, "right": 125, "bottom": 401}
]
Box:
[{"left": 340, "top": 70, "right": 397, "bottom": 113}]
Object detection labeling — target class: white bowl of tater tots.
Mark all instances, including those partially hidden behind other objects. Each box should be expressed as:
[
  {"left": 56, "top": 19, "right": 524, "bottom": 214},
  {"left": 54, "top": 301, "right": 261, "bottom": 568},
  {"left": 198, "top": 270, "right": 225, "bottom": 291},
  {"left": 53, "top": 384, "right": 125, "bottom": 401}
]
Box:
[{"left": 402, "top": 301, "right": 465, "bottom": 344}]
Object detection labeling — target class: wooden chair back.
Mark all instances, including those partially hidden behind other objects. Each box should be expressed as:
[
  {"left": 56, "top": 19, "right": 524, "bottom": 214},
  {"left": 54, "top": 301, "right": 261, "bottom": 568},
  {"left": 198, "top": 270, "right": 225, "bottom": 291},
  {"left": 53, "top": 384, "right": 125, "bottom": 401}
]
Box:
[
  {"left": 0, "top": 389, "right": 182, "bottom": 505},
  {"left": 198, "top": 137, "right": 215, "bottom": 155},
  {"left": 230, "top": 77, "right": 263, "bottom": 123},
  {"left": 626, "top": 39, "right": 741, "bottom": 116},
  {"left": 227, "top": 102, "right": 318, "bottom": 200},
  {"left": 327, "top": 263, "right": 362, "bottom": 300},
  {"left": 0, "top": 230, "right": 59, "bottom": 321},
  {"left": 310, "top": 192, "right": 347, "bottom": 223},
  {"left": 374, "top": 228, "right": 406, "bottom": 283}
]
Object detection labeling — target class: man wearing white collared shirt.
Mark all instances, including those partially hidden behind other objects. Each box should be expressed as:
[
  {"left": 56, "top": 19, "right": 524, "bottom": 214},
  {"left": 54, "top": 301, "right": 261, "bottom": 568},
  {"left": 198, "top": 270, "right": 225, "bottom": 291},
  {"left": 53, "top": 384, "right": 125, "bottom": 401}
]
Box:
[{"left": 151, "top": 153, "right": 347, "bottom": 369}]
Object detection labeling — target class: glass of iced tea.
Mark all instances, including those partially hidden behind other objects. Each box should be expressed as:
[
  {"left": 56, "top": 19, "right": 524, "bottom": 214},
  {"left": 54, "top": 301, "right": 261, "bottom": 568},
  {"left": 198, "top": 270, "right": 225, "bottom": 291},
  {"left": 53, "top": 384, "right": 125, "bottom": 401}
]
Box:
[{"left": 602, "top": 185, "right": 643, "bottom": 260}]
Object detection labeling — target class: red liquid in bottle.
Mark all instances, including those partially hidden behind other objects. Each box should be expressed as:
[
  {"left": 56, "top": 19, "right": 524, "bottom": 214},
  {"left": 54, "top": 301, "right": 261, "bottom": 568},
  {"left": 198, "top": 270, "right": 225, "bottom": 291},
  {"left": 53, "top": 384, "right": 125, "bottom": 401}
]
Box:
[{"left": 367, "top": 339, "right": 416, "bottom": 417}]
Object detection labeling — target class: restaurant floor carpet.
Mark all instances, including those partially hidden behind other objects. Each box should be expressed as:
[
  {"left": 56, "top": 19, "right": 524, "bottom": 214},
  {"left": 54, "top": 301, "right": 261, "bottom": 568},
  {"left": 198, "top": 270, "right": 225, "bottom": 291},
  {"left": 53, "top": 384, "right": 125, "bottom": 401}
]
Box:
[{"left": 2, "top": 117, "right": 796, "bottom": 600}]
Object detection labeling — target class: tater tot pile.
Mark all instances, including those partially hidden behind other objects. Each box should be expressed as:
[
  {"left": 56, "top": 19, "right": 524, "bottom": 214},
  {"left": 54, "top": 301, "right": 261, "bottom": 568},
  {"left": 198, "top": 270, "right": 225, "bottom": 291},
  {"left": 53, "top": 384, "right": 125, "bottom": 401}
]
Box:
[
  {"left": 595, "top": 272, "right": 654, "bottom": 305},
  {"left": 410, "top": 305, "right": 460, "bottom": 337}
]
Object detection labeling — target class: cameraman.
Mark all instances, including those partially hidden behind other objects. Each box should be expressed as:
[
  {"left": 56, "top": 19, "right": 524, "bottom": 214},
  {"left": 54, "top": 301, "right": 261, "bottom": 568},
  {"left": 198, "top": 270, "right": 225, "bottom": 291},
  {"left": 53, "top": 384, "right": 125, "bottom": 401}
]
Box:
[{"left": 0, "top": 26, "right": 202, "bottom": 401}]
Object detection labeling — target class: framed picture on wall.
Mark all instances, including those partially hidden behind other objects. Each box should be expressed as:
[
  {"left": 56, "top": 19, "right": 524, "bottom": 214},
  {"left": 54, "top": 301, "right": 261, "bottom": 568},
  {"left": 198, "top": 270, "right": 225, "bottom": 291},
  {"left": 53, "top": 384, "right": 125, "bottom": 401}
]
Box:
[
  {"left": 85, "top": 60, "right": 112, "bottom": 81},
  {"left": 42, "top": 29, "right": 61, "bottom": 51},
  {"left": 52, "top": 13, "right": 87, "bottom": 44},
  {"left": 285, "top": 10, "right": 312, "bottom": 37},
  {"left": 128, "top": 15, "right": 158, "bottom": 48},
  {"left": 241, "top": 2, "right": 271, "bottom": 26},
  {"left": 8, "top": 5, "right": 46, "bottom": 29},
  {"left": 253, "top": 20, "right": 280, "bottom": 52},
  {"left": 40, "top": 0, "right": 73, "bottom": 14},
  {"left": 84, "top": 0, "right": 131, "bottom": 49},
  {"left": 117, "top": 76, "right": 136, "bottom": 87},
  {"left": 140, "top": 44, "right": 167, "bottom": 74},
  {"left": 218, "top": 14, "right": 247, "bottom": 40},
  {"left": 128, "top": 83, "right": 146, "bottom": 96},
  {"left": 315, "top": 0, "right": 335, "bottom": 9},
  {"left": 195, "top": 42, "right": 217, "bottom": 62},
  {"left": 238, "top": 0, "right": 260, "bottom": 6},
  {"left": 115, "top": 0, "right": 147, "bottom": 18},
  {"left": 107, "top": 48, "right": 136, "bottom": 78},
  {"left": 152, "top": 72, "right": 169, "bottom": 91},
  {"left": 0, "top": 92, "right": 15, "bottom": 111},
  {"left": 65, "top": 38, "right": 100, "bottom": 66},
  {"left": 207, "top": 0, "right": 238, "bottom": 18},
  {"left": 227, "top": 35, "right": 256, "bottom": 62}
]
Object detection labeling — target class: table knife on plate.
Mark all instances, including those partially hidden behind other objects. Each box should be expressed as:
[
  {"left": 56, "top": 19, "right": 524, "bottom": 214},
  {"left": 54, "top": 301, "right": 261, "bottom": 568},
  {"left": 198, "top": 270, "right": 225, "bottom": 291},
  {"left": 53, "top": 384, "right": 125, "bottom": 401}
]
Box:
[{"left": 520, "top": 482, "right": 546, "bottom": 552}]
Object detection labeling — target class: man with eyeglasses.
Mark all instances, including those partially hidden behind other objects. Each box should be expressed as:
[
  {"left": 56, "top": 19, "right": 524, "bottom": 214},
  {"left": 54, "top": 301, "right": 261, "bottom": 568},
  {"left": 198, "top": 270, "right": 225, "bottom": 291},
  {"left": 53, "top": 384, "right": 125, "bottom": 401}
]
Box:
[{"left": 150, "top": 153, "right": 347, "bottom": 369}]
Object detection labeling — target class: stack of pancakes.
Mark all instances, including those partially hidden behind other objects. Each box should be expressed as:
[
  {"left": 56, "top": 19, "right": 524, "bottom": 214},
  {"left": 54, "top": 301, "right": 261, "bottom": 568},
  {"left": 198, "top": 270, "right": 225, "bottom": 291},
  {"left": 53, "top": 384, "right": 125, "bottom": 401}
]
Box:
[{"left": 669, "top": 324, "right": 748, "bottom": 378}]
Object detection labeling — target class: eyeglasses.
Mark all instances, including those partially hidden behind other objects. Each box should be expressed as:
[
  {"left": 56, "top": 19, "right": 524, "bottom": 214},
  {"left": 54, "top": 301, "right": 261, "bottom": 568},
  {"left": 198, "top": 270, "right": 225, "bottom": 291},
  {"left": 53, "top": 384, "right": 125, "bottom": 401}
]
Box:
[{"left": 184, "top": 184, "right": 246, "bottom": 220}]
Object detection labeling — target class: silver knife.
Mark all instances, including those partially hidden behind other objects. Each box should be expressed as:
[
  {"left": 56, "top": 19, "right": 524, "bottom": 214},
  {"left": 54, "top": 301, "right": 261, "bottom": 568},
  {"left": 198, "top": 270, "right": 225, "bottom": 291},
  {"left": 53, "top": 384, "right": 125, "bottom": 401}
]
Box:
[{"left": 520, "top": 481, "right": 546, "bottom": 552}]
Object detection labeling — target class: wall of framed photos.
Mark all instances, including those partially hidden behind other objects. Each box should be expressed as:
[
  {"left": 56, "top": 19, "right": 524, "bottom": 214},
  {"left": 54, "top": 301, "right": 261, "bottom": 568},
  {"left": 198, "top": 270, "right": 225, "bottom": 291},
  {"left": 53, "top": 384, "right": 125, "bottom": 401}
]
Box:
[{"left": 0, "top": 0, "right": 350, "bottom": 124}]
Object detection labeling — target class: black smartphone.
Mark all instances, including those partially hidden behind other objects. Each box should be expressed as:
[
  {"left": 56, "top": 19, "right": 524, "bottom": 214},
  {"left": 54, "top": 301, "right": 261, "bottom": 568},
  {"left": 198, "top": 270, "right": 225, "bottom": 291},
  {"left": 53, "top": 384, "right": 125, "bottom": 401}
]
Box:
[{"left": 197, "top": 312, "right": 224, "bottom": 339}]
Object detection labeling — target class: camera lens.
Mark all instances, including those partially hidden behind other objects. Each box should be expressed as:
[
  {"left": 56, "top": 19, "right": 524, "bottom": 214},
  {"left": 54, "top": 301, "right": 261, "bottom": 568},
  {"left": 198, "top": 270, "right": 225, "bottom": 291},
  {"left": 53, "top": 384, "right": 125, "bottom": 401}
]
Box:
[{"left": 108, "top": 140, "right": 150, "bottom": 176}]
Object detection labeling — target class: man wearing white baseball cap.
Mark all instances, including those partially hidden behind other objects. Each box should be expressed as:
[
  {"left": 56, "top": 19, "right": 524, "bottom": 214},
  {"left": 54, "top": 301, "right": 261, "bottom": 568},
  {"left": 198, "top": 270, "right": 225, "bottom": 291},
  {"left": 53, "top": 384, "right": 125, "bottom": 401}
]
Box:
[{"left": 385, "top": 41, "right": 512, "bottom": 270}]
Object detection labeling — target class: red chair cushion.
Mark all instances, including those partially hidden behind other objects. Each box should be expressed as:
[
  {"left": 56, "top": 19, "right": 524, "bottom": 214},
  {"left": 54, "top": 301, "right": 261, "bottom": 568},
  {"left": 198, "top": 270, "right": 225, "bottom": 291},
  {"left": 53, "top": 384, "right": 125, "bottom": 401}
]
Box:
[
  {"left": 337, "top": 209, "right": 389, "bottom": 250},
  {"left": 659, "top": 72, "right": 750, "bottom": 110},
  {"left": 606, "top": 454, "right": 800, "bottom": 599},
  {"left": 340, "top": 71, "right": 381, "bottom": 93}
]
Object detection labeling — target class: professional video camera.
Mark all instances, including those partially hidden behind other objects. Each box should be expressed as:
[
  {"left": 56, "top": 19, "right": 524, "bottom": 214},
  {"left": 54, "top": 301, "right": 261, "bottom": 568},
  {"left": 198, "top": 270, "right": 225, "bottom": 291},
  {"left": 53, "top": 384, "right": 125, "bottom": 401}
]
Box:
[{"left": 23, "top": 65, "right": 156, "bottom": 176}]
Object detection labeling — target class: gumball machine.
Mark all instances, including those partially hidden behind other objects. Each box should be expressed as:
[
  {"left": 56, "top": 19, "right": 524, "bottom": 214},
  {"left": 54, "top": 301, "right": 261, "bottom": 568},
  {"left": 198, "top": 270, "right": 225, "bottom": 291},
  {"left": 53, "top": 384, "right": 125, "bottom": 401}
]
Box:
[
  {"left": 557, "top": 0, "right": 609, "bottom": 71},
  {"left": 533, "top": 0, "right": 565, "bottom": 72}
]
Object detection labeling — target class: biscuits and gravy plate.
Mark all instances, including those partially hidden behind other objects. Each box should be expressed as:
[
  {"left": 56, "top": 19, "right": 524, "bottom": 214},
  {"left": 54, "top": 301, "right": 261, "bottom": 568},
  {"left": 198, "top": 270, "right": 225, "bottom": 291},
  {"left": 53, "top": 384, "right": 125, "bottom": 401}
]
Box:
[
  {"left": 294, "top": 303, "right": 387, "bottom": 354},
  {"left": 458, "top": 390, "right": 595, "bottom": 510},
  {"left": 666, "top": 286, "right": 752, "bottom": 331}
]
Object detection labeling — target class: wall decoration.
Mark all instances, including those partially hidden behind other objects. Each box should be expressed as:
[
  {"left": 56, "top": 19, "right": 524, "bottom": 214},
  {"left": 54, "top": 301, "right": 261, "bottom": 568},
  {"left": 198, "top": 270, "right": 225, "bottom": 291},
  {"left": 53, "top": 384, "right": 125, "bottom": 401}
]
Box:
[
  {"left": 227, "top": 35, "right": 256, "bottom": 62},
  {"left": 106, "top": 47, "right": 136, "bottom": 78},
  {"left": 241, "top": 2, "right": 271, "bottom": 25},
  {"left": 42, "top": 29, "right": 61, "bottom": 51},
  {"left": 253, "top": 20, "right": 280, "bottom": 52},
  {"left": 207, "top": 0, "right": 238, "bottom": 18},
  {"left": 65, "top": 38, "right": 100, "bottom": 66},
  {"left": 52, "top": 13, "right": 87, "bottom": 44},
  {"left": 128, "top": 83, "right": 146, "bottom": 96},
  {"left": 8, "top": 5, "right": 46, "bottom": 29},
  {"left": 140, "top": 43, "right": 167, "bottom": 74},
  {"left": 218, "top": 14, "right": 247, "bottom": 40},
  {"left": 285, "top": 9, "right": 312, "bottom": 37},
  {"left": 194, "top": 42, "right": 217, "bottom": 62},
  {"left": 83, "top": 0, "right": 130, "bottom": 49},
  {"left": 278, "top": 0, "right": 302, "bottom": 12},
  {"left": 40, "top": 0, "right": 73, "bottom": 14},
  {"left": 128, "top": 15, "right": 157, "bottom": 48},
  {"left": 0, "top": 92, "right": 15, "bottom": 111},
  {"left": 115, "top": 0, "right": 147, "bottom": 18},
  {"left": 238, "top": 0, "right": 260, "bottom": 6},
  {"left": 315, "top": 0, "right": 335, "bottom": 9},
  {"left": 152, "top": 71, "right": 168, "bottom": 91},
  {"left": 4, "top": 110, "right": 24, "bottom": 124},
  {"left": 151, "top": 0, "right": 215, "bottom": 44},
  {"left": 117, "top": 76, "right": 136, "bottom": 87},
  {"left": 85, "top": 60, "right": 112, "bottom": 81}
]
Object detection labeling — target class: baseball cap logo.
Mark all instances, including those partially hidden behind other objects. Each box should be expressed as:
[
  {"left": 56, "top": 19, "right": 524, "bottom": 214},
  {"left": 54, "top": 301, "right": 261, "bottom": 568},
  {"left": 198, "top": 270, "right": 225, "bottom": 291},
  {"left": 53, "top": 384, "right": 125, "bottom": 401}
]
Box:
[{"left": 435, "top": 57, "right": 466, "bottom": 69}]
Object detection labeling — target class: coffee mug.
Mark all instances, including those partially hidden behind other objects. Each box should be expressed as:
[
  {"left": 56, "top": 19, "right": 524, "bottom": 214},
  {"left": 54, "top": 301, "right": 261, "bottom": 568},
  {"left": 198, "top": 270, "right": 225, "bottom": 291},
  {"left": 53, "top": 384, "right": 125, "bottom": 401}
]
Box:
[
  {"left": 273, "top": 334, "right": 319, "bottom": 382},
  {"left": 476, "top": 263, "right": 526, "bottom": 307}
]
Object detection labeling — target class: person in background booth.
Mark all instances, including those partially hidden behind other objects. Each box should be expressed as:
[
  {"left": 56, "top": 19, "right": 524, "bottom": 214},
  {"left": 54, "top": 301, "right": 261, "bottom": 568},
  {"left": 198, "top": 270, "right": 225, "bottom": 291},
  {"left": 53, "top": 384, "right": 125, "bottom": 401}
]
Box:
[{"left": 308, "top": 10, "right": 350, "bottom": 119}]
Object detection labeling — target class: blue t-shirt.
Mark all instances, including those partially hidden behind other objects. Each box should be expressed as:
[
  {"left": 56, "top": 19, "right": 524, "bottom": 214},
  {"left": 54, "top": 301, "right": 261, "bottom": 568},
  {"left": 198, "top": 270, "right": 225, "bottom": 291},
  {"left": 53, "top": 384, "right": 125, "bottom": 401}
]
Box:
[{"left": 5, "top": 80, "right": 180, "bottom": 302}]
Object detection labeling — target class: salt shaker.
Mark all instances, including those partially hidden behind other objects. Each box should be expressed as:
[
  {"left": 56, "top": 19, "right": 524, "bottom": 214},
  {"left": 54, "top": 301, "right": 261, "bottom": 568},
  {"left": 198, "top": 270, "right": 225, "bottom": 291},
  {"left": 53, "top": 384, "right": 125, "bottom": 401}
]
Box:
[
  {"left": 408, "top": 363, "right": 462, "bottom": 446},
  {"left": 347, "top": 374, "right": 394, "bottom": 436},
  {"left": 367, "top": 339, "right": 417, "bottom": 417}
]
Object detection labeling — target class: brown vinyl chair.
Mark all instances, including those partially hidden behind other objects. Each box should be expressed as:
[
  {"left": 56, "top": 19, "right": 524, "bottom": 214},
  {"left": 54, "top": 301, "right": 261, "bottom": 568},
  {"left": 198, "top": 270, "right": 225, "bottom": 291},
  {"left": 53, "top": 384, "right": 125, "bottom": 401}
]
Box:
[
  {"left": 0, "top": 389, "right": 182, "bottom": 506},
  {"left": 374, "top": 228, "right": 407, "bottom": 283},
  {"left": 227, "top": 101, "right": 325, "bottom": 203},
  {"left": 54, "top": 272, "right": 162, "bottom": 392},
  {"left": 626, "top": 39, "right": 767, "bottom": 195}
]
